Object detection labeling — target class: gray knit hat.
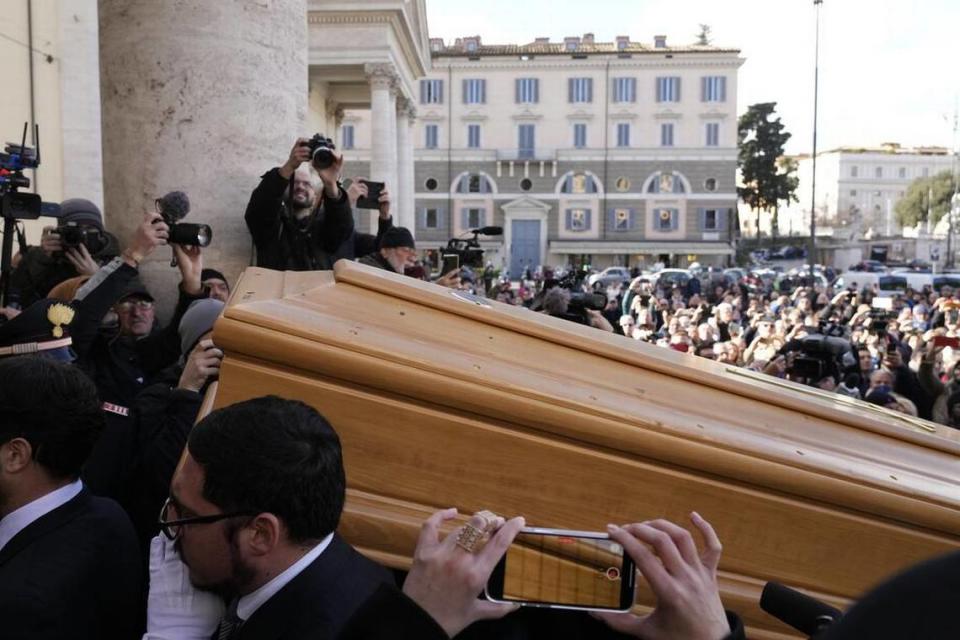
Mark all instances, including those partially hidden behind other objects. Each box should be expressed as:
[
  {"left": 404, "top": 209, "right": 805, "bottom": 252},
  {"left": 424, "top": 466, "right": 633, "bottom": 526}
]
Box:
[
  {"left": 59, "top": 198, "right": 104, "bottom": 232},
  {"left": 178, "top": 298, "right": 224, "bottom": 356}
]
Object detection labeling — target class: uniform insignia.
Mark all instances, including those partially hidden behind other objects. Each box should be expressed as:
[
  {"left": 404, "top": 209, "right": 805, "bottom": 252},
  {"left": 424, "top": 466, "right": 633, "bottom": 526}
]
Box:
[{"left": 47, "top": 303, "right": 75, "bottom": 339}]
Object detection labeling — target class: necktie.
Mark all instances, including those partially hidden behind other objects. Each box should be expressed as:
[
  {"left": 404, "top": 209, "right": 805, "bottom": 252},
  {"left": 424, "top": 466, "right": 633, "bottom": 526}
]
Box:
[{"left": 217, "top": 599, "right": 242, "bottom": 640}]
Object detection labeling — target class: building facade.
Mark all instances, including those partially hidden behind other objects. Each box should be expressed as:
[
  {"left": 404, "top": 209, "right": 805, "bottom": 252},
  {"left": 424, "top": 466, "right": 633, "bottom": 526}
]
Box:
[
  {"left": 779, "top": 144, "right": 957, "bottom": 238},
  {"left": 341, "top": 33, "right": 744, "bottom": 273}
]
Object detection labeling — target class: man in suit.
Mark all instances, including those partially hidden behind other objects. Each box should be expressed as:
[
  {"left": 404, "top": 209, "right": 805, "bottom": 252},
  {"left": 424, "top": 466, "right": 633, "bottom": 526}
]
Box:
[
  {"left": 0, "top": 355, "right": 143, "bottom": 639},
  {"left": 152, "top": 396, "right": 393, "bottom": 640}
]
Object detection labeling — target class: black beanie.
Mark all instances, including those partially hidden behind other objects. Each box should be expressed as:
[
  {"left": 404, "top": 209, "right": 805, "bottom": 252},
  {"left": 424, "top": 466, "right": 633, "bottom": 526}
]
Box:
[
  {"left": 380, "top": 227, "right": 415, "bottom": 250},
  {"left": 201, "top": 268, "right": 229, "bottom": 286}
]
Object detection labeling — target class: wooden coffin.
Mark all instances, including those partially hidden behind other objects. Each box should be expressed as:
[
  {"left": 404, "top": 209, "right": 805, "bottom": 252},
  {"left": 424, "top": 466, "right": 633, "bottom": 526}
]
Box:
[{"left": 205, "top": 262, "right": 960, "bottom": 639}]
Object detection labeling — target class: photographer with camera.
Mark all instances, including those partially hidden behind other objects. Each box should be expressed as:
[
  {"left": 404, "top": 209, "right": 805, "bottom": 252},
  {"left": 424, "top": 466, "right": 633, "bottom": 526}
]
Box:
[
  {"left": 540, "top": 287, "right": 614, "bottom": 332},
  {"left": 245, "top": 135, "right": 354, "bottom": 271},
  {"left": 359, "top": 227, "right": 462, "bottom": 288},
  {"left": 9, "top": 198, "right": 118, "bottom": 309}
]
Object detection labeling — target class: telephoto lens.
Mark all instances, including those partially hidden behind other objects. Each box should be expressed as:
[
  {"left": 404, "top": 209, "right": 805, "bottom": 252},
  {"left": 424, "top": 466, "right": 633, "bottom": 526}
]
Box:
[{"left": 168, "top": 222, "right": 212, "bottom": 247}]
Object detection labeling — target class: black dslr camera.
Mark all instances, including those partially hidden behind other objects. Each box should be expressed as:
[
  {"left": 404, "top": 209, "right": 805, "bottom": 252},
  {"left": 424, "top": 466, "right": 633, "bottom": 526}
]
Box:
[
  {"left": 441, "top": 226, "right": 503, "bottom": 269},
  {"left": 304, "top": 134, "right": 337, "bottom": 170},
  {"left": 56, "top": 222, "right": 108, "bottom": 254}
]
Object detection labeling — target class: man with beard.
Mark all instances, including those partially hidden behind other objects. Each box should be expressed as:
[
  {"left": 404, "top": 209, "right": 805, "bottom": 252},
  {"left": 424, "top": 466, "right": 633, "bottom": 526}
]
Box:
[
  {"left": 358, "top": 227, "right": 461, "bottom": 288},
  {"left": 0, "top": 356, "right": 142, "bottom": 639},
  {"left": 149, "top": 396, "right": 393, "bottom": 640},
  {"left": 245, "top": 137, "right": 355, "bottom": 270}
]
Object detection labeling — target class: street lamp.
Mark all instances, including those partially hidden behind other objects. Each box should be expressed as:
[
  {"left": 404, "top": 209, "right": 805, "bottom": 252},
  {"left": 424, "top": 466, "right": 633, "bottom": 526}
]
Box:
[{"left": 809, "top": 0, "right": 823, "bottom": 275}]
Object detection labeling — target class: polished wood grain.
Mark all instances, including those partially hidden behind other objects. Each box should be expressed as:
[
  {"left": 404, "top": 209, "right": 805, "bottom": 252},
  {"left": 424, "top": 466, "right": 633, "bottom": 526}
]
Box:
[{"left": 202, "top": 263, "right": 960, "bottom": 638}]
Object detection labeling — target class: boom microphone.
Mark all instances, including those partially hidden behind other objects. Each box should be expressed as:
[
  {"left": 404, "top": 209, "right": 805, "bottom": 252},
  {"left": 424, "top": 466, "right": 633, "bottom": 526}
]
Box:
[
  {"left": 472, "top": 226, "right": 503, "bottom": 236},
  {"left": 760, "top": 582, "right": 842, "bottom": 637}
]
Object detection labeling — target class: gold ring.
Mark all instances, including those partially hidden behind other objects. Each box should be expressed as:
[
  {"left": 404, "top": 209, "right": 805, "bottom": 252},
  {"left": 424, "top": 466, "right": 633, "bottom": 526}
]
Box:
[{"left": 456, "top": 523, "right": 485, "bottom": 553}]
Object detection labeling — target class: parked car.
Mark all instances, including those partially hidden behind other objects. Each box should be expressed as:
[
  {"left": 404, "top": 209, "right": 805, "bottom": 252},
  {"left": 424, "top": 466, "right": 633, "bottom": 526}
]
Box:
[
  {"left": 587, "top": 266, "right": 631, "bottom": 288},
  {"left": 848, "top": 260, "right": 888, "bottom": 273},
  {"left": 650, "top": 268, "right": 692, "bottom": 290}
]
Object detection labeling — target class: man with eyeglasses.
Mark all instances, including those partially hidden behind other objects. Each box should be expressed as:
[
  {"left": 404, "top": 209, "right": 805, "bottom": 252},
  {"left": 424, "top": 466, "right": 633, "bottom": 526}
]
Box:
[
  {"left": 0, "top": 356, "right": 143, "bottom": 639},
  {"left": 146, "top": 396, "right": 393, "bottom": 640}
]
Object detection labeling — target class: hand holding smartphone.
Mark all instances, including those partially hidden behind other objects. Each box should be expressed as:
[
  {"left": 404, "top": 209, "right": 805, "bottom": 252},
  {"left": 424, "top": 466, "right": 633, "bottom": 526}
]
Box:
[
  {"left": 355, "top": 180, "right": 384, "bottom": 209},
  {"left": 485, "top": 527, "right": 636, "bottom": 612},
  {"left": 441, "top": 253, "right": 460, "bottom": 277}
]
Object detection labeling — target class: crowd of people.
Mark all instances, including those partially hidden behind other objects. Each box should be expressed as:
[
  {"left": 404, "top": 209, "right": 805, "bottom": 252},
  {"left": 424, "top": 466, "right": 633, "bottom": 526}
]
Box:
[{"left": 0, "top": 138, "right": 956, "bottom": 639}]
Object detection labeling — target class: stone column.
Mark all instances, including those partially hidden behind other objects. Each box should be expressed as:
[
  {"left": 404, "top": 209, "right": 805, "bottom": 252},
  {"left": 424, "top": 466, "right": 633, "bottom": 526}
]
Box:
[
  {"left": 98, "top": 0, "right": 307, "bottom": 316},
  {"left": 58, "top": 0, "right": 104, "bottom": 209},
  {"left": 396, "top": 102, "right": 416, "bottom": 232},
  {"left": 365, "top": 63, "right": 398, "bottom": 233}
]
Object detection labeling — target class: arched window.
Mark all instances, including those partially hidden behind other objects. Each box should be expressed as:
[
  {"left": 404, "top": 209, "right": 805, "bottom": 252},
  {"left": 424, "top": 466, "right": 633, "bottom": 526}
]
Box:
[
  {"left": 559, "top": 172, "right": 601, "bottom": 194},
  {"left": 644, "top": 171, "right": 687, "bottom": 194},
  {"left": 454, "top": 173, "right": 495, "bottom": 194}
]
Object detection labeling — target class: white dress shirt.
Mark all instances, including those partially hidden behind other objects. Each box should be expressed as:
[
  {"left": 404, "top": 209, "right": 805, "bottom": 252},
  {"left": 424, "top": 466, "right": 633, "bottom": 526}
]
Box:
[
  {"left": 0, "top": 479, "right": 83, "bottom": 552},
  {"left": 235, "top": 532, "right": 334, "bottom": 622}
]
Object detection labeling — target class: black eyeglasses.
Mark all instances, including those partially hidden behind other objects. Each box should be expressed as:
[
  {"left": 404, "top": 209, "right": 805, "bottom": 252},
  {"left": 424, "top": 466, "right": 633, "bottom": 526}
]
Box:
[{"left": 158, "top": 497, "right": 257, "bottom": 541}]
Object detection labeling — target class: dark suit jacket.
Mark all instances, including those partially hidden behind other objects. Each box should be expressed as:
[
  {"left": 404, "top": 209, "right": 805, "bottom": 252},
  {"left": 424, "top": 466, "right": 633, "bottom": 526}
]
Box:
[
  {"left": 0, "top": 487, "right": 144, "bottom": 639},
  {"left": 821, "top": 549, "right": 960, "bottom": 639},
  {"left": 234, "top": 533, "right": 394, "bottom": 640}
]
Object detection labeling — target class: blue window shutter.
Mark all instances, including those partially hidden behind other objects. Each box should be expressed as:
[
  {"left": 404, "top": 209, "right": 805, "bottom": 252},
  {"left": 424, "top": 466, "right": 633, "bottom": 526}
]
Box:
[
  {"left": 480, "top": 176, "right": 489, "bottom": 193},
  {"left": 585, "top": 210, "right": 592, "bottom": 229},
  {"left": 563, "top": 174, "right": 571, "bottom": 193},
  {"left": 587, "top": 78, "right": 593, "bottom": 102},
  {"left": 438, "top": 80, "right": 443, "bottom": 103},
  {"left": 655, "top": 77, "right": 662, "bottom": 102},
  {"left": 533, "top": 79, "right": 539, "bottom": 103},
  {"left": 675, "top": 78, "right": 681, "bottom": 102},
  {"left": 480, "top": 210, "right": 487, "bottom": 227},
  {"left": 515, "top": 78, "right": 521, "bottom": 103},
  {"left": 607, "top": 208, "right": 616, "bottom": 231},
  {"left": 670, "top": 209, "right": 679, "bottom": 231},
  {"left": 458, "top": 174, "right": 468, "bottom": 193},
  {"left": 568, "top": 78, "right": 574, "bottom": 102},
  {"left": 697, "top": 207, "right": 705, "bottom": 231},
  {"left": 719, "top": 208, "right": 729, "bottom": 230},
  {"left": 587, "top": 176, "right": 597, "bottom": 193},
  {"left": 419, "top": 80, "right": 426, "bottom": 103},
  {"left": 701, "top": 77, "right": 707, "bottom": 102},
  {"left": 417, "top": 208, "right": 425, "bottom": 229},
  {"left": 461, "top": 208, "right": 470, "bottom": 228},
  {"left": 564, "top": 209, "right": 573, "bottom": 230},
  {"left": 629, "top": 209, "right": 637, "bottom": 230},
  {"left": 481, "top": 80, "right": 486, "bottom": 103},
  {"left": 462, "top": 79, "right": 468, "bottom": 103},
  {"left": 720, "top": 77, "right": 726, "bottom": 102}
]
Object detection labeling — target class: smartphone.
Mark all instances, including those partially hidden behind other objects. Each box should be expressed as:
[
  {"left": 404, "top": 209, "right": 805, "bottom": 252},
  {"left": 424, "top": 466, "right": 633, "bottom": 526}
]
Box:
[
  {"left": 886, "top": 341, "right": 898, "bottom": 354},
  {"left": 441, "top": 253, "right": 459, "bottom": 276},
  {"left": 933, "top": 335, "right": 960, "bottom": 349},
  {"left": 355, "top": 180, "right": 384, "bottom": 209},
  {"left": 485, "top": 527, "right": 636, "bottom": 612}
]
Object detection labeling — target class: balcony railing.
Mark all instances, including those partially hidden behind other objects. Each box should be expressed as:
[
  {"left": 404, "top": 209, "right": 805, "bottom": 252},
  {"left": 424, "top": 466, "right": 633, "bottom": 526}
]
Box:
[{"left": 496, "top": 148, "right": 557, "bottom": 161}]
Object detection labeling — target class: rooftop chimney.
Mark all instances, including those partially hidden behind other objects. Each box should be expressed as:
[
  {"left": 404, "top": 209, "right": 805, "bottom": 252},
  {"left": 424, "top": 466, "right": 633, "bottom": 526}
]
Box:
[
  {"left": 654, "top": 34, "right": 667, "bottom": 48},
  {"left": 582, "top": 32, "right": 595, "bottom": 44},
  {"left": 534, "top": 37, "right": 550, "bottom": 44},
  {"left": 615, "top": 35, "right": 630, "bottom": 50}
]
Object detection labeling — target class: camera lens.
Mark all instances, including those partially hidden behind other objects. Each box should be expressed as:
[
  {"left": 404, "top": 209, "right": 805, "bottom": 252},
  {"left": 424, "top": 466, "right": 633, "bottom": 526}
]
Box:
[
  {"left": 169, "top": 222, "right": 213, "bottom": 247},
  {"left": 312, "top": 147, "right": 334, "bottom": 170}
]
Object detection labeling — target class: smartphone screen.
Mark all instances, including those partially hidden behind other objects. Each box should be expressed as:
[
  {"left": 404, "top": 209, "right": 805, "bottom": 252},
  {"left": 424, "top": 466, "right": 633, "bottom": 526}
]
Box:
[
  {"left": 486, "top": 527, "right": 636, "bottom": 612},
  {"left": 441, "top": 253, "right": 459, "bottom": 276},
  {"left": 356, "top": 180, "right": 384, "bottom": 209}
]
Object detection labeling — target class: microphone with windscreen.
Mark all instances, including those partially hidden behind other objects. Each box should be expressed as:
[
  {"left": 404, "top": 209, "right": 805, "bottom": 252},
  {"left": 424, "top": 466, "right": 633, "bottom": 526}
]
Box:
[
  {"left": 156, "top": 191, "right": 212, "bottom": 247},
  {"left": 760, "top": 581, "right": 842, "bottom": 637}
]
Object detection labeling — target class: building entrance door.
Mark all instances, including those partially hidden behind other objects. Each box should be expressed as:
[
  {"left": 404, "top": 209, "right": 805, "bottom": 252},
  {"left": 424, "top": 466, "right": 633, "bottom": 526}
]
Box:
[{"left": 510, "top": 219, "right": 541, "bottom": 278}]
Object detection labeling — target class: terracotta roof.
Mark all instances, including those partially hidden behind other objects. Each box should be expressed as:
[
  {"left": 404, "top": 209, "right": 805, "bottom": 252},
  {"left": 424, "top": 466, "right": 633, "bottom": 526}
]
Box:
[{"left": 432, "top": 42, "right": 741, "bottom": 57}]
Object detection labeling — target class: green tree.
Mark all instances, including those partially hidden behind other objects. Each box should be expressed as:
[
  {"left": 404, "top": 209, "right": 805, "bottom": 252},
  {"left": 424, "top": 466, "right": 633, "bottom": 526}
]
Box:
[
  {"left": 696, "top": 24, "right": 712, "bottom": 46},
  {"left": 737, "top": 102, "right": 797, "bottom": 239},
  {"left": 772, "top": 155, "right": 800, "bottom": 239},
  {"left": 895, "top": 170, "right": 957, "bottom": 228}
]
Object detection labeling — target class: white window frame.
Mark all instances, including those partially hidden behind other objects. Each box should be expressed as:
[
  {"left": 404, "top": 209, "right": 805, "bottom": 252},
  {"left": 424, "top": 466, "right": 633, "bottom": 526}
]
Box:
[
  {"left": 464, "top": 79, "right": 486, "bottom": 104},
  {"left": 341, "top": 125, "right": 355, "bottom": 150},
  {"left": 613, "top": 77, "right": 637, "bottom": 103},
  {"left": 467, "top": 208, "right": 483, "bottom": 228},
  {"left": 517, "top": 78, "right": 539, "bottom": 104},
  {"left": 425, "top": 124, "right": 439, "bottom": 149},
  {"left": 703, "top": 208, "right": 719, "bottom": 231},
  {"left": 661, "top": 123, "right": 674, "bottom": 147},
  {"left": 424, "top": 208, "right": 440, "bottom": 229},
  {"left": 570, "top": 209, "right": 588, "bottom": 231},
  {"left": 467, "top": 124, "right": 481, "bottom": 149},
  {"left": 573, "top": 123, "right": 587, "bottom": 148},
  {"left": 420, "top": 79, "right": 443, "bottom": 104},
  {"left": 570, "top": 77, "right": 593, "bottom": 103},
  {"left": 656, "top": 76, "right": 680, "bottom": 102},
  {"left": 616, "top": 123, "right": 630, "bottom": 148},
  {"left": 702, "top": 76, "right": 727, "bottom": 102},
  {"left": 614, "top": 208, "right": 631, "bottom": 231},
  {"left": 705, "top": 122, "right": 719, "bottom": 147}
]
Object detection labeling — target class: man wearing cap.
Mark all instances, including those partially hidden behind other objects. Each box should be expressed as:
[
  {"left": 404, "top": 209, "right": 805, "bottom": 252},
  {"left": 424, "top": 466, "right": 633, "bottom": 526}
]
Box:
[
  {"left": 201, "top": 268, "right": 231, "bottom": 303},
  {"left": 359, "top": 227, "right": 461, "bottom": 288},
  {"left": 128, "top": 298, "right": 225, "bottom": 546},
  {"left": 9, "top": 198, "right": 118, "bottom": 309}
]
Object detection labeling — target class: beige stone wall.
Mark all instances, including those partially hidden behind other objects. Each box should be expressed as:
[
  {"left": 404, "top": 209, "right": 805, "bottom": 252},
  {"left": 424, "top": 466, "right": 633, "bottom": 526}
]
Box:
[{"left": 99, "top": 0, "right": 308, "bottom": 315}]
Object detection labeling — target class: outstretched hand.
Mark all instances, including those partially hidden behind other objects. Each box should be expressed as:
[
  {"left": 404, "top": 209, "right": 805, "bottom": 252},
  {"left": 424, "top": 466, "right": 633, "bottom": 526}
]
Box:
[
  {"left": 402, "top": 508, "right": 524, "bottom": 638},
  {"left": 593, "top": 512, "right": 730, "bottom": 640}
]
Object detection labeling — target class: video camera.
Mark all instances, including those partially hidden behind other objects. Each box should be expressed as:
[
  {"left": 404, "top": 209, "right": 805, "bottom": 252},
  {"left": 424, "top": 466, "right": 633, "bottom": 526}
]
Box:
[
  {"left": 156, "top": 191, "right": 211, "bottom": 247},
  {"left": 535, "top": 268, "right": 607, "bottom": 325},
  {"left": 782, "top": 333, "right": 856, "bottom": 385},
  {"left": 0, "top": 124, "right": 42, "bottom": 220},
  {"left": 441, "top": 226, "right": 502, "bottom": 269},
  {"left": 55, "top": 222, "right": 108, "bottom": 254}
]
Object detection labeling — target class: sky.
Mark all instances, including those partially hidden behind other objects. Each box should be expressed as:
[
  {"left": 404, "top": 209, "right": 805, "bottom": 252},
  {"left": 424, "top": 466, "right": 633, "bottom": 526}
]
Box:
[{"left": 425, "top": 0, "right": 960, "bottom": 155}]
